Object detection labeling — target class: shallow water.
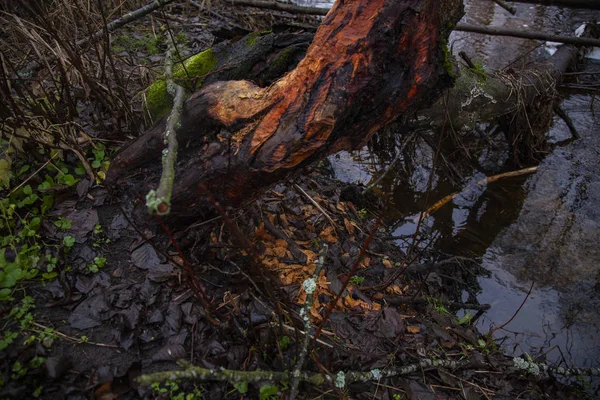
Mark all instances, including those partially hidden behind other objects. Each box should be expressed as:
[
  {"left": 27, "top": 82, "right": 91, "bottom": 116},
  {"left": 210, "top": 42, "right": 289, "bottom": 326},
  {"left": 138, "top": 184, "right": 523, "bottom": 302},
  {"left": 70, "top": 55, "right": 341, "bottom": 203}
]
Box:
[{"left": 300, "top": 0, "right": 600, "bottom": 368}]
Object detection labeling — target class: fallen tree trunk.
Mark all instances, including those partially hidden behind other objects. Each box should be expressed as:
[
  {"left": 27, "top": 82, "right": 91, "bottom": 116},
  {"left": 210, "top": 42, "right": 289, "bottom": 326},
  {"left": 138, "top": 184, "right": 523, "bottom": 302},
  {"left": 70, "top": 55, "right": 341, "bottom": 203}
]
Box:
[{"left": 107, "top": 0, "right": 464, "bottom": 221}]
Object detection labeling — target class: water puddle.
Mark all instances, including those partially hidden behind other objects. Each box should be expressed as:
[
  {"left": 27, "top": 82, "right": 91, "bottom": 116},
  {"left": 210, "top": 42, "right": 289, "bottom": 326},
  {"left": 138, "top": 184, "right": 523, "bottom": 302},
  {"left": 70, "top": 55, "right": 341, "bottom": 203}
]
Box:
[{"left": 316, "top": 0, "right": 600, "bottom": 368}]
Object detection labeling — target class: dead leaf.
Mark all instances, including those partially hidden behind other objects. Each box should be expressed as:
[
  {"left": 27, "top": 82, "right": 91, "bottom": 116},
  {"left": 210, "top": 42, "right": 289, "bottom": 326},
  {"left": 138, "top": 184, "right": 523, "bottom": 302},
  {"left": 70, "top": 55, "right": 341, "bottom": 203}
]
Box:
[
  {"left": 319, "top": 225, "right": 337, "bottom": 243},
  {"left": 383, "top": 259, "right": 393, "bottom": 269},
  {"left": 407, "top": 325, "right": 421, "bottom": 334},
  {"left": 343, "top": 218, "right": 355, "bottom": 235},
  {"left": 302, "top": 249, "right": 317, "bottom": 264},
  {"left": 275, "top": 239, "right": 288, "bottom": 248},
  {"left": 273, "top": 247, "right": 288, "bottom": 258}
]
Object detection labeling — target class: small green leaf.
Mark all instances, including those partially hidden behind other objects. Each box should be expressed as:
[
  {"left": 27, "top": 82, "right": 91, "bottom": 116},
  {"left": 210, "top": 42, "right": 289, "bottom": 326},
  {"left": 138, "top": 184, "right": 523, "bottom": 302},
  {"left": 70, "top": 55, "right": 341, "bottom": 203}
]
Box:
[
  {"left": 233, "top": 381, "right": 248, "bottom": 394},
  {"left": 23, "top": 185, "right": 33, "bottom": 195},
  {"left": 41, "top": 194, "right": 54, "bottom": 215},
  {"left": 74, "top": 165, "right": 86, "bottom": 176},
  {"left": 59, "top": 174, "right": 77, "bottom": 187},
  {"left": 42, "top": 272, "right": 58, "bottom": 280},
  {"left": 38, "top": 181, "right": 52, "bottom": 191},
  {"left": 91, "top": 160, "right": 101, "bottom": 169},
  {"left": 63, "top": 236, "right": 75, "bottom": 248},
  {"left": 18, "top": 165, "right": 30, "bottom": 176},
  {"left": 0, "top": 288, "right": 12, "bottom": 301}
]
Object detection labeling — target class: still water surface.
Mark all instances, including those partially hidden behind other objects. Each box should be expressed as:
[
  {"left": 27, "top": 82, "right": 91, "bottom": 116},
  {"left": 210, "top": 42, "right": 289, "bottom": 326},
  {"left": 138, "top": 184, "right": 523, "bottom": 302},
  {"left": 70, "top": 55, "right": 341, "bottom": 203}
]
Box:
[{"left": 300, "top": 0, "right": 600, "bottom": 368}]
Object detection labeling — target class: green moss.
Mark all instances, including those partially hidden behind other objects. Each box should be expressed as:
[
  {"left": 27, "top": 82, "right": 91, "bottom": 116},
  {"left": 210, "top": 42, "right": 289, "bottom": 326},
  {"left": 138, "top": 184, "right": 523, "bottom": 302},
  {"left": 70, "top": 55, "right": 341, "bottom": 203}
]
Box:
[
  {"left": 145, "top": 80, "right": 172, "bottom": 121},
  {"left": 441, "top": 40, "right": 458, "bottom": 79},
  {"left": 245, "top": 32, "right": 262, "bottom": 47},
  {"left": 112, "top": 34, "right": 162, "bottom": 55},
  {"left": 270, "top": 47, "right": 296, "bottom": 71},
  {"left": 144, "top": 48, "right": 218, "bottom": 121},
  {"left": 174, "top": 48, "right": 217, "bottom": 88}
]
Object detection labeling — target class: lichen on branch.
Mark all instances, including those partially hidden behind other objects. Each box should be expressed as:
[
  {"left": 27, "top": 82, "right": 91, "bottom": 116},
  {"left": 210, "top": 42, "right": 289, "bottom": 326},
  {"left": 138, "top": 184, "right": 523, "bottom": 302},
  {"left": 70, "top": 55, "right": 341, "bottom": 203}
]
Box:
[{"left": 145, "top": 38, "right": 186, "bottom": 215}]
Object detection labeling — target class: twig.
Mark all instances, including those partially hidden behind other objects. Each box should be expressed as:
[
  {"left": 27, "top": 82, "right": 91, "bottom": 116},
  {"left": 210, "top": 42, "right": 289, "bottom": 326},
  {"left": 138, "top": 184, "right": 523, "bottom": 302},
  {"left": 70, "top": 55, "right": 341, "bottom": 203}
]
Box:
[
  {"left": 294, "top": 184, "right": 336, "bottom": 228},
  {"left": 492, "top": 0, "right": 517, "bottom": 15},
  {"left": 455, "top": 24, "right": 600, "bottom": 47},
  {"left": 362, "top": 133, "right": 416, "bottom": 195},
  {"left": 135, "top": 356, "right": 600, "bottom": 390},
  {"left": 269, "top": 322, "right": 333, "bottom": 349},
  {"left": 9, "top": 152, "right": 59, "bottom": 195},
  {"left": 262, "top": 216, "right": 308, "bottom": 264},
  {"left": 146, "top": 35, "right": 185, "bottom": 215},
  {"left": 554, "top": 105, "right": 580, "bottom": 139},
  {"left": 31, "top": 322, "right": 119, "bottom": 348},
  {"left": 226, "top": 0, "right": 329, "bottom": 15},
  {"left": 16, "top": 0, "right": 176, "bottom": 78},
  {"left": 487, "top": 281, "right": 535, "bottom": 342},
  {"left": 290, "top": 244, "right": 328, "bottom": 400},
  {"left": 313, "top": 200, "right": 387, "bottom": 344}
]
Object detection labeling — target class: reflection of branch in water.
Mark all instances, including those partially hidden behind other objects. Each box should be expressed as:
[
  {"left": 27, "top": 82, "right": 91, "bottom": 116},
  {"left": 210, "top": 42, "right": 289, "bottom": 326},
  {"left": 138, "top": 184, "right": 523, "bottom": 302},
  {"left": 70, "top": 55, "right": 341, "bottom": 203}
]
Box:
[
  {"left": 415, "top": 166, "right": 539, "bottom": 221},
  {"left": 486, "top": 280, "right": 535, "bottom": 343}
]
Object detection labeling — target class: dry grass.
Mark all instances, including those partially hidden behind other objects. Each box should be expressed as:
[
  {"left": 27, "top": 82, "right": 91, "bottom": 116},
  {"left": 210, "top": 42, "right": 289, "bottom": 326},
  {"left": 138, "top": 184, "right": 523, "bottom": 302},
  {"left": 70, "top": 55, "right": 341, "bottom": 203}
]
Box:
[{"left": 0, "top": 0, "right": 156, "bottom": 164}]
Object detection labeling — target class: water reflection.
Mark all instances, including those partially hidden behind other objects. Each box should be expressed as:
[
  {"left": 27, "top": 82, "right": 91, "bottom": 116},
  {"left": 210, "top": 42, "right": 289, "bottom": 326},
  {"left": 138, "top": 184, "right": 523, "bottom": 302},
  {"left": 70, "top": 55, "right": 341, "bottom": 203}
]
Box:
[{"left": 324, "top": 0, "right": 600, "bottom": 368}]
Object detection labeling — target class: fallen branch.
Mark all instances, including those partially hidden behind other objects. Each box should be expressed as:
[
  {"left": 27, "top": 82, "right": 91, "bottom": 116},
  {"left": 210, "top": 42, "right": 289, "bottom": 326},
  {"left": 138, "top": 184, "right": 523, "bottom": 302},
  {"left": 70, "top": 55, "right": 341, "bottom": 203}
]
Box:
[
  {"left": 493, "top": 0, "right": 517, "bottom": 15},
  {"left": 226, "top": 0, "right": 329, "bottom": 15},
  {"left": 508, "top": 0, "right": 600, "bottom": 10},
  {"left": 417, "top": 167, "right": 538, "bottom": 220},
  {"left": 136, "top": 356, "right": 600, "bottom": 390},
  {"left": 455, "top": 24, "right": 600, "bottom": 47},
  {"left": 145, "top": 37, "right": 185, "bottom": 215},
  {"left": 76, "top": 0, "right": 175, "bottom": 49}
]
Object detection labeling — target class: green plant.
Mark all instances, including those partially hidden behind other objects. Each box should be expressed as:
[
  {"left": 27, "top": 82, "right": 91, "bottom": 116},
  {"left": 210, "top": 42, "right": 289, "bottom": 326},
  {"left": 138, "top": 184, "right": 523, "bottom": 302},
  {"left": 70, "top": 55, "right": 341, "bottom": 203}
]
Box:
[
  {"left": 357, "top": 208, "right": 368, "bottom": 220},
  {"left": 88, "top": 257, "right": 106, "bottom": 274},
  {"left": 63, "top": 236, "right": 75, "bottom": 249},
  {"left": 151, "top": 380, "right": 202, "bottom": 399},
  {"left": 426, "top": 297, "right": 450, "bottom": 316},
  {"left": 54, "top": 217, "right": 72, "bottom": 231},
  {"left": 11, "top": 361, "right": 27, "bottom": 379},
  {"left": 259, "top": 384, "right": 279, "bottom": 400},
  {"left": 92, "top": 225, "right": 110, "bottom": 248},
  {"left": 233, "top": 381, "right": 248, "bottom": 394},
  {"left": 470, "top": 60, "right": 487, "bottom": 81},
  {"left": 456, "top": 312, "right": 472, "bottom": 325},
  {"left": 278, "top": 335, "right": 291, "bottom": 350},
  {"left": 0, "top": 331, "right": 18, "bottom": 351},
  {"left": 349, "top": 275, "right": 365, "bottom": 286}
]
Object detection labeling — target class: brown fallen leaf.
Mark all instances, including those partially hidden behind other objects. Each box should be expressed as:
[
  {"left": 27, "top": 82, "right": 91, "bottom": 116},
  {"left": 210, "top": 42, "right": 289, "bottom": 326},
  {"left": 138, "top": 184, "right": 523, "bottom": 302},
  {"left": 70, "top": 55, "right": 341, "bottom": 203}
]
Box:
[
  {"left": 382, "top": 259, "right": 393, "bottom": 269},
  {"left": 319, "top": 225, "right": 338, "bottom": 243},
  {"left": 407, "top": 325, "right": 421, "bottom": 334},
  {"left": 344, "top": 218, "right": 355, "bottom": 235}
]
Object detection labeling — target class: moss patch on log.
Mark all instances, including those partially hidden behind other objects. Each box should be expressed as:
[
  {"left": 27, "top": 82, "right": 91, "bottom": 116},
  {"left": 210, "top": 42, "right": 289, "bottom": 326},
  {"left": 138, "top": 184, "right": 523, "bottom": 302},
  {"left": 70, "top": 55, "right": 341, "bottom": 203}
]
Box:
[{"left": 144, "top": 48, "right": 218, "bottom": 121}]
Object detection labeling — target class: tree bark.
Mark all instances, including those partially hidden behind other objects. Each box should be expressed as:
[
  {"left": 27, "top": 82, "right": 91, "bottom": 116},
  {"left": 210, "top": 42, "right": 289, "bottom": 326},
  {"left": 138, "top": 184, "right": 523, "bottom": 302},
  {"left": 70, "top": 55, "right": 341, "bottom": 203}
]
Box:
[{"left": 107, "top": 0, "right": 464, "bottom": 221}]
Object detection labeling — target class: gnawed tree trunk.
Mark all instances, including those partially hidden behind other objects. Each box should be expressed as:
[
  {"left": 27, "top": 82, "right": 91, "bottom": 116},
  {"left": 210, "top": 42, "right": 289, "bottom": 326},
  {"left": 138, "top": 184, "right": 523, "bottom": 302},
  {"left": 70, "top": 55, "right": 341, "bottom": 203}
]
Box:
[{"left": 107, "top": 0, "right": 464, "bottom": 220}]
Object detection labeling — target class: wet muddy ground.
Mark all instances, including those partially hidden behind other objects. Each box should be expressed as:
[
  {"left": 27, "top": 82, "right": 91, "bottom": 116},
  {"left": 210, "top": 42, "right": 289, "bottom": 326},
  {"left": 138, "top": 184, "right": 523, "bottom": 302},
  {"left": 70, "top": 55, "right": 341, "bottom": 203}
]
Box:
[{"left": 1, "top": 0, "right": 599, "bottom": 399}]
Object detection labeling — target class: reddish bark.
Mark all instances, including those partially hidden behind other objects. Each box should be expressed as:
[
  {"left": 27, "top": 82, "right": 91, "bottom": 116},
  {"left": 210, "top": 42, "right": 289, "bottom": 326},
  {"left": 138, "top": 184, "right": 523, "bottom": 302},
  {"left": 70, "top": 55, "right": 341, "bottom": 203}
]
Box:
[{"left": 107, "top": 0, "right": 464, "bottom": 220}]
